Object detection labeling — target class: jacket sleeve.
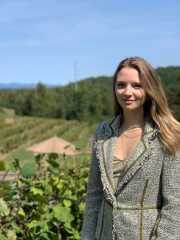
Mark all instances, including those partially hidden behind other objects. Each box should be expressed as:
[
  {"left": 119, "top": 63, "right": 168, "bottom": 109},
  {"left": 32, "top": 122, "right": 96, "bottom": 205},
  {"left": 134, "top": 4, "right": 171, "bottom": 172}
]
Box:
[
  {"left": 151, "top": 151, "right": 180, "bottom": 240},
  {"left": 80, "top": 129, "right": 104, "bottom": 240}
]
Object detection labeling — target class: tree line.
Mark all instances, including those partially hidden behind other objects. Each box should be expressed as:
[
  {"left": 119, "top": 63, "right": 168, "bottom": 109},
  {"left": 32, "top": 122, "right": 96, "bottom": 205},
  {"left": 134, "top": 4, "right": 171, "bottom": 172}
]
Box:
[{"left": 0, "top": 66, "right": 179, "bottom": 122}]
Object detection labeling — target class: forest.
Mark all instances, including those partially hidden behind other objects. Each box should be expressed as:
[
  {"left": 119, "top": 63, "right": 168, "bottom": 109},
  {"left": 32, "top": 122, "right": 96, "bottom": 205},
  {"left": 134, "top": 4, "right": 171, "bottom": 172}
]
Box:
[{"left": 0, "top": 66, "right": 179, "bottom": 122}]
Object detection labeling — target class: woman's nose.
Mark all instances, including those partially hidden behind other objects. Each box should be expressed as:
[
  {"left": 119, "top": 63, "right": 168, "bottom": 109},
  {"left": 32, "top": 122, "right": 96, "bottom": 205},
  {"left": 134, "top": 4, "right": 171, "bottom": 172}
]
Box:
[{"left": 123, "top": 86, "right": 132, "bottom": 95}]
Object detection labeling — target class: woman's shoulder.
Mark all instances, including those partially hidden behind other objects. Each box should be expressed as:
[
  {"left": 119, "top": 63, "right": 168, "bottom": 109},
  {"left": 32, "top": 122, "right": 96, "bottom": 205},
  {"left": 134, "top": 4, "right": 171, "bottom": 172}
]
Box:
[
  {"left": 94, "top": 121, "right": 111, "bottom": 140},
  {"left": 162, "top": 148, "right": 180, "bottom": 164},
  {"left": 94, "top": 117, "right": 116, "bottom": 141}
]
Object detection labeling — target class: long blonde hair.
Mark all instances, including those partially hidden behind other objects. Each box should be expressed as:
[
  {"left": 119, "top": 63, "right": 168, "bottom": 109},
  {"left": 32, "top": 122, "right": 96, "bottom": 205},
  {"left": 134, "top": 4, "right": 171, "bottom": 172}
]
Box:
[{"left": 113, "top": 56, "right": 180, "bottom": 155}]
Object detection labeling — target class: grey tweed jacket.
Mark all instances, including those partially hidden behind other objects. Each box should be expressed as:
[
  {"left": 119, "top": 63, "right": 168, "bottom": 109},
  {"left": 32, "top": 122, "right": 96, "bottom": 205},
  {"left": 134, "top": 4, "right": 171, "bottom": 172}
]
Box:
[{"left": 81, "top": 115, "right": 180, "bottom": 240}]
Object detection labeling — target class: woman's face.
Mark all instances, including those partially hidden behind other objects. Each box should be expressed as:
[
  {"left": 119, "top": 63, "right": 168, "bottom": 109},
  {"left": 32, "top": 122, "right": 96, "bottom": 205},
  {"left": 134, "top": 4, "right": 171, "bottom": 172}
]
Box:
[{"left": 115, "top": 67, "right": 146, "bottom": 113}]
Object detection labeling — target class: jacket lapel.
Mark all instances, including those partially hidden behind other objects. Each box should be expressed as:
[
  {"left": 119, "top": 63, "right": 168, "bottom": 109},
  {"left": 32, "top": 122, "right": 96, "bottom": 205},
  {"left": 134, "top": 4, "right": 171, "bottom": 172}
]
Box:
[
  {"left": 97, "top": 114, "right": 159, "bottom": 199},
  {"left": 96, "top": 138, "right": 116, "bottom": 204},
  {"left": 101, "top": 115, "right": 122, "bottom": 193},
  {"left": 114, "top": 119, "right": 159, "bottom": 196},
  {"left": 95, "top": 118, "right": 119, "bottom": 203},
  {"left": 102, "top": 138, "right": 114, "bottom": 190}
]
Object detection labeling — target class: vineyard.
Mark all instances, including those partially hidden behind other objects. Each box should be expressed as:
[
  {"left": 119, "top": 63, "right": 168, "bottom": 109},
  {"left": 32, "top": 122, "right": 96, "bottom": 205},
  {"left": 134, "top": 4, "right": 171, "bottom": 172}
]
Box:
[
  {"left": 0, "top": 109, "right": 96, "bottom": 168},
  {"left": 0, "top": 109, "right": 96, "bottom": 239},
  {"left": 0, "top": 155, "right": 89, "bottom": 239}
]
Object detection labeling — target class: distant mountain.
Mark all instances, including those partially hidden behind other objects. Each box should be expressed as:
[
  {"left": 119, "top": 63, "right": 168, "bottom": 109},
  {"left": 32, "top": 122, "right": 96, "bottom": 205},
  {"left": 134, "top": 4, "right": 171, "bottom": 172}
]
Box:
[
  {"left": 0, "top": 83, "right": 57, "bottom": 89},
  {"left": 0, "top": 83, "right": 36, "bottom": 89}
]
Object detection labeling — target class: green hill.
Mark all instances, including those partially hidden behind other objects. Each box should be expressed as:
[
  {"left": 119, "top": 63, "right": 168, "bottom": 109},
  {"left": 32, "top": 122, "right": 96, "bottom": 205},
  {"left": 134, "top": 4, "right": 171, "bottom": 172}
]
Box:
[
  {"left": 0, "top": 115, "right": 96, "bottom": 170},
  {"left": 0, "top": 66, "right": 179, "bottom": 122}
]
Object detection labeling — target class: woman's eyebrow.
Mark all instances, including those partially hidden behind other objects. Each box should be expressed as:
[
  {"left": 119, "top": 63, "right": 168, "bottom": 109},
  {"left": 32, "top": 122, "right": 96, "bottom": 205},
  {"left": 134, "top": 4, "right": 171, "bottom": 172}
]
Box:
[
  {"left": 116, "top": 80, "right": 126, "bottom": 82},
  {"left": 116, "top": 80, "right": 140, "bottom": 83}
]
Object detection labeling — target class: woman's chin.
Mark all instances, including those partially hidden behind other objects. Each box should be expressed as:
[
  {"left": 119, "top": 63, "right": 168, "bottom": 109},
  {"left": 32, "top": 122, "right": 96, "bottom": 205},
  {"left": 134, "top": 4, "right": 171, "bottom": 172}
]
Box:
[{"left": 122, "top": 105, "right": 144, "bottom": 112}]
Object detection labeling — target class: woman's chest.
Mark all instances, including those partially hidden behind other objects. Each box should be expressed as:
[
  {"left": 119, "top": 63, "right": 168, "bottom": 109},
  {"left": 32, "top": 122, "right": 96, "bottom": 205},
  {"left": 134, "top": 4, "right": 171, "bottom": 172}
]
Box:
[{"left": 113, "top": 134, "right": 142, "bottom": 161}]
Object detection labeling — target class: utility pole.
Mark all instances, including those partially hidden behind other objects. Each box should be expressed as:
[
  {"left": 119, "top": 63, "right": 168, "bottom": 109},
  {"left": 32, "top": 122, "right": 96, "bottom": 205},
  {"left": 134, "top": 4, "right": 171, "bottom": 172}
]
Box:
[{"left": 73, "top": 60, "right": 78, "bottom": 91}]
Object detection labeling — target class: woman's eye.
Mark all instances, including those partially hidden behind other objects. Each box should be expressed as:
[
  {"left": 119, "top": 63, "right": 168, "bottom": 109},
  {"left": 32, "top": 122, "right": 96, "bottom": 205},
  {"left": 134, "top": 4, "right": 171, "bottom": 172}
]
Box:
[
  {"left": 133, "top": 84, "right": 142, "bottom": 88},
  {"left": 116, "top": 82, "right": 125, "bottom": 88}
]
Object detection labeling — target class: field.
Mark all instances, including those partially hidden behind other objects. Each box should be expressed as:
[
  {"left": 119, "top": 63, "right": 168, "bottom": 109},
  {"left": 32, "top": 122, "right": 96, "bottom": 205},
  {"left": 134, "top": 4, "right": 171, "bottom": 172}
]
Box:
[{"left": 0, "top": 108, "right": 96, "bottom": 171}]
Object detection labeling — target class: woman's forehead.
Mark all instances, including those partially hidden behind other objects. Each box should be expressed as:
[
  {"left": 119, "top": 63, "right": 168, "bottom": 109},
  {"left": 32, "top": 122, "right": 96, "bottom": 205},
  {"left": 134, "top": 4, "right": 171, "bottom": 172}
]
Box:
[{"left": 117, "top": 67, "right": 141, "bottom": 83}]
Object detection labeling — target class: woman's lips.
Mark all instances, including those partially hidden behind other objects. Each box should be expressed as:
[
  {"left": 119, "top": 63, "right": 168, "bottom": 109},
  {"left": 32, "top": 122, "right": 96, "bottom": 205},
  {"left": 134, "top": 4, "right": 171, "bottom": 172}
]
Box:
[
  {"left": 123, "top": 99, "right": 136, "bottom": 105},
  {"left": 123, "top": 99, "right": 135, "bottom": 103}
]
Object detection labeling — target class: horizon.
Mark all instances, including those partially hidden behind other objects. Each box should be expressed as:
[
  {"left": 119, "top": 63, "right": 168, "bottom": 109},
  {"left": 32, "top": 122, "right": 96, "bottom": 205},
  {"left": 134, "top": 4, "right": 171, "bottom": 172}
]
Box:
[
  {"left": 0, "top": 64, "right": 180, "bottom": 88},
  {"left": 0, "top": 0, "right": 179, "bottom": 85}
]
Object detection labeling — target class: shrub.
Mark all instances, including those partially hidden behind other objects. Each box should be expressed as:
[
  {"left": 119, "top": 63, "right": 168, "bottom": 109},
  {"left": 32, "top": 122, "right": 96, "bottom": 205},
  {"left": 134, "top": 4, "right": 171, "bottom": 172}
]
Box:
[{"left": 0, "top": 154, "right": 89, "bottom": 240}]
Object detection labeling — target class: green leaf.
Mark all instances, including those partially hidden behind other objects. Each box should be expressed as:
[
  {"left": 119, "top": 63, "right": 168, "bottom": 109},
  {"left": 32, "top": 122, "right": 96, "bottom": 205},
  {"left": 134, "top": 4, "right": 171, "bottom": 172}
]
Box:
[
  {"left": 0, "top": 198, "right": 10, "bottom": 217},
  {"left": 30, "top": 187, "right": 43, "bottom": 196},
  {"left": 69, "top": 229, "right": 80, "bottom": 240},
  {"left": 56, "top": 182, "right": 63, "bottom": 190},
  {"left": 63, "top": 199, "right": 72, "bottom": 208},
  {"left": 10, "top": 223, "right": 22, "bottom": 234},
  {"left": 51, "top": 176, "right": 59, "bottom": 185},
  {"left": 43, "top": 182, "right": 53, "bottom": 195},
  {"left": 64, "top": 189, "right": 73, "bottom": 198},
  {"left": 52, "top": 204, "right": 74, "bottom": 223},
  {"left": 39, "top": 232, "right": 50, "bottom": 240},
  {"left": 21, "top": 161, "right": 36, "bottom": 177},
  {"left": 18, "top": 208, "right": 26, "bottom": 218},
  {"left": 27, "top": 220, "right": 38, "bottom": 229},
  {"left": 78, "top": 202, "right": 85, "bottom": 212},
  {"left": 7, "top": 230, "right": 17, "bottom": 240},
  {"left": 0, "top": 232, "right": 7, "bottom": 240}
]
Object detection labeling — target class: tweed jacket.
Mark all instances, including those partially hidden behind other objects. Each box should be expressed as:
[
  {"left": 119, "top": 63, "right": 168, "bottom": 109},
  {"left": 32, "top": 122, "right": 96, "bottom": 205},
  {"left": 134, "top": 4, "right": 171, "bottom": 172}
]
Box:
[{"left": 81, "top": 115, "right": 180, "bottom": 240}]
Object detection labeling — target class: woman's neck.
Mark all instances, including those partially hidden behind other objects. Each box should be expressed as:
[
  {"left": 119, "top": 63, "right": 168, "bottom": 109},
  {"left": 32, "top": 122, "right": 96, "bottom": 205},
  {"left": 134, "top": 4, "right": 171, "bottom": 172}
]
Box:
[{"left": 121, "top": 109, "right": 145, "bottom": 130}]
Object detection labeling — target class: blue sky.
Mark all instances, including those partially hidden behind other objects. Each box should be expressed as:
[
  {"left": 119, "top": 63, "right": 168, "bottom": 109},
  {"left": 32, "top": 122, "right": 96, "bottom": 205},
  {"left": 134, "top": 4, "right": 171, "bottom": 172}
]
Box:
[{"left": 0, "top": 0, "right": 179, "bottom": 86}]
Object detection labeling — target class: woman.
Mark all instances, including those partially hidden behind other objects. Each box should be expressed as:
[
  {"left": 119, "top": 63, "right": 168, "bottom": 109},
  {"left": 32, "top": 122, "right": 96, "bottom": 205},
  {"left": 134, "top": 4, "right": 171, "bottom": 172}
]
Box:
[{"left": 81, "top": 57, "right": 180, "bottom": 240}]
